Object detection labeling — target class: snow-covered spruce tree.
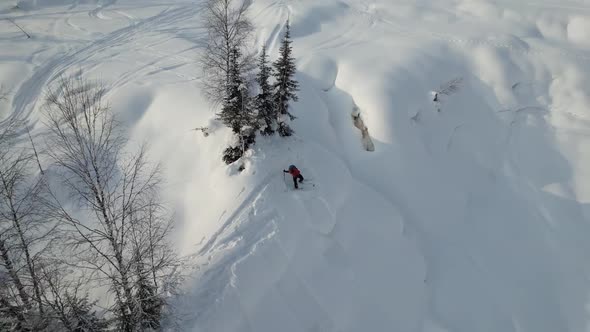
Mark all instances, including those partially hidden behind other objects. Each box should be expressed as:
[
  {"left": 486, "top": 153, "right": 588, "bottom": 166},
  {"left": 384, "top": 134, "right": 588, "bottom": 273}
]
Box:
[
  {"left": 255, "top": 45, "right": 275, "bottom": 136},
  {"left": 218, "top": 47, "right": 257, "bottom": 164},
  {"left": 272, "top": 20, "right": 299, "bottom": 137},
  {"left": 134, "top": 264, "right": 163, "bottom": 330},
  {"left": 40, "top": 263, "right": 109, "bottom": 332},
  {"left": 63, "top": 295, "right": 109, "bottom": 332}
]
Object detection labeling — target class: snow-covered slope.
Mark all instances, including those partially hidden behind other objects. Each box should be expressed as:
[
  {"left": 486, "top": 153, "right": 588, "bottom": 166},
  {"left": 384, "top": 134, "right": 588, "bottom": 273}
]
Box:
[{"left": 2, "top": 0, "right": 590, "bottom": 331}]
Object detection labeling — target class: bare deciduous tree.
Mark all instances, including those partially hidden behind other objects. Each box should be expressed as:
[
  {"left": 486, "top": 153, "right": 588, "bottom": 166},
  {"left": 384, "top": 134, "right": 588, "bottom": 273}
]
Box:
[
  {"left": 200, "top": 0, "right": 254, "bottom": 104},
  {"left": 43, "top": 76, "right": 181, "bottom": 331},
  {"left": 0, "top": 112, "right": 56, "bottom": 331}
]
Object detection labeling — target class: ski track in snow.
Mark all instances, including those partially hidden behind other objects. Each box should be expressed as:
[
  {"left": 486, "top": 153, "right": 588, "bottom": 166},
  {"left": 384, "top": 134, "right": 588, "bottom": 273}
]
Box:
[
  {"left": 189, "top": 1, "right": 590, "bottom": 331},
  {"left": 3, "top": 0, "right": 590, "bottom": 331},
  {"left": 345, "top": 0, "right": 590, "bottom": 63},
  {"left": 10, "top": 3, "right": 201, "bottom": 128},
  {"left": 198, "top": 172, "right": 279, "bottom": 257}
]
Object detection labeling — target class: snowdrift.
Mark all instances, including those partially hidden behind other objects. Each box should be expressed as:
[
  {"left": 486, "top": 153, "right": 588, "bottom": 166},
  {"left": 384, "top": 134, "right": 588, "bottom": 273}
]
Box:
[{"left": 1, "top": 0, "right": 590, "bottom": 331}]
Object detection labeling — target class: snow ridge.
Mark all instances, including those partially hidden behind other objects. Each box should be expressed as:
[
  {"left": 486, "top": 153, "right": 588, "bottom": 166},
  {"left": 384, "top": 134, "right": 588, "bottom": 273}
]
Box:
[{"left": 2, "top": 0, "right": 590, "bottom": 331}]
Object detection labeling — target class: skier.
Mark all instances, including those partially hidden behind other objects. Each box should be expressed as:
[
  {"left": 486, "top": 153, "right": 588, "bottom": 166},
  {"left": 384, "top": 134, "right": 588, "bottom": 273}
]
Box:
[{"left": 283, "top": 165, "right": 304, "bottom": 189}]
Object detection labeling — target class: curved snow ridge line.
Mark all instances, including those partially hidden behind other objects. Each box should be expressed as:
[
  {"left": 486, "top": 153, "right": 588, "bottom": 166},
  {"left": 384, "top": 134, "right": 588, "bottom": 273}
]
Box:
[
  {"left": 294, "top": 83, "right": 410, "bottom": 236},
  {"left": 309, "top": 3, "right": 373, "bottom": 52},
  {"left": 105, "top": 40, "right": 200, "bottom": 89},
  {"left": 296, "top": 86, "right": 431, "bottom": 315},
  {"left": 220, "top": 181, "right": 346, "bottom": 329},
  {"left": 492, "top": 0, "right": 590, "bottom": 12},
  {"left": 437, "top": 35, "right": 590, "bottom": 63},
  {"left": 310, "top": 75, "right": 375, "bottom": 156},
  {"left": 188, "top": 210, "right": 282, "bottom": 325},
  {"left": 107, "top": 56, "right": 196, "bottom": 91},
  {"left": 280, "top": 139, "right": 351, "bottom": 236},
  {"left": 304, "top": 87, "right": 351, "bottom": 161},
  {"left": 229, "top": 220, "right": 278, "bottom": 288},
  {"left": 271, "top": 262, "right": 339, "bottom": 331},
  {"left": 14, "top": 10, "right": 148, "bottom": 116},
  {"left": 65, "top": 16, "right": 88, "bottom": 33},
  {"left": 291, "top": 189, "right": 338, "bottom": 236},
  {"left": 340, "top": 169, "right": 436, "bottom": 328},
  {"left": 11, "top": 4, "right": 199, "bottom": 124},
  {"left": 88, "top": 0, "right": 117, "bottom": 19},
  {"left": 253, "top": 1, "right": 291, "bottom": 54},
  {"left": 265, "top": 19, "right": 286, "bottom": 54},
  {"left": 312, "top": 23, "right": 368, "bottom": 53},
  {"left": 132, "top": 40, "right": 197, "bottom": 64},
  {"left": 212, "top": 214, "right": 337, "bottom": 331},
  {"left": 114, "top": 10, "right": 136, "bottom": 21},
  {"left": 198, "top": 172, "right": 279, "bottom": 256},
  {"left": 341, "top": 4, "right": 590, "bottom": 63},
  {"left": 310, "top": 18, "right": 358, "bottom": 50},
  {"left": 257, "top": 143, "right": 428, "bottom": 329}
]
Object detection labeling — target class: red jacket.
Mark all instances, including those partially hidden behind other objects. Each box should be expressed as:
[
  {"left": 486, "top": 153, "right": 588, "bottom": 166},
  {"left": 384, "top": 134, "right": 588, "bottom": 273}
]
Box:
[{"left": 287, "top": 167, "right": 301, "bottom": 177}]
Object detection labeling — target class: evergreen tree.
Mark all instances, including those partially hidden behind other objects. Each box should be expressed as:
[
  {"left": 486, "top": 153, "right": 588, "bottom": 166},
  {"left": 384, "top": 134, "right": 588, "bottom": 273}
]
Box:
[
  {"left": 134, "top": 273, "right": 162, "bottom": 331},
  {"left": 255, "top": 45, "right": 275, "bottom": 136},
  {"left": 218, "top": 47, "right": 257, "bottom": 164},
  {"left": 65, "top": 295, "right": 109, "bottom": 332},
  {"left": 272, "top": 20, "right": 299, "bottom": 137}
]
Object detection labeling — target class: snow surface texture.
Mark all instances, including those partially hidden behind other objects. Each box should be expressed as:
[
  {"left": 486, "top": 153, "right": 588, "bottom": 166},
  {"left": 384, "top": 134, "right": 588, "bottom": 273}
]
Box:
[{"left": 2, "top": 0, "right": 590, "bottom": 331}]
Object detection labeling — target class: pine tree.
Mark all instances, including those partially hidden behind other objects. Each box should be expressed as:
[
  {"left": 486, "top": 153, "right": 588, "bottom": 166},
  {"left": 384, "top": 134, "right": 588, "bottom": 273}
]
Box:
[
  {"left": 255, "top": 45, "right": 275, "bottom": 136},
  {"left": 135, "top": 273, "right": 162, "bottom": 330},
  {"left": 64, "top": 295, "right": 108, "bottom": 332},
  {"left": 218, "top": 47, "right": 257, "bottom": 164},
  {"left": 272, "top": 20, "right": 299, "bottom": 137}
]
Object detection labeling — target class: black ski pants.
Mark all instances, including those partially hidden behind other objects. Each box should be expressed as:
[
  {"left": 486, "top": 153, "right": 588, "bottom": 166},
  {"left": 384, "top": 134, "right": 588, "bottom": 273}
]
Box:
[{"left": 293, "top": 174, "right": 304, "bottom": 188}]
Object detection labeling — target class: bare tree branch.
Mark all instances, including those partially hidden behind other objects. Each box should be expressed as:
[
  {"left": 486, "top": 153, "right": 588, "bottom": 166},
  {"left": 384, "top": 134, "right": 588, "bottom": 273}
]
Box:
[
  {"left": 0, "top": 104, "right": 58, "bottom": 331},
  {"left": 200, "top": 0, "right": 255, "bottom": 105},
  {"left": 7, "top": 18, "right": 31, "bottom": 39},
  {"left": 43, "top": 75, "right": 181, "bottom": 331}
]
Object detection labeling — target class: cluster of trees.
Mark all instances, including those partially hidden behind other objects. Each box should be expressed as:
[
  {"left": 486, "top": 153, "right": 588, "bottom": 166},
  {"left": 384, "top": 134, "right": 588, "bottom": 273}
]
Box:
[
  {"left": 0, "top": 78, "right": 181, "bottom": 331},
  {"left": 201, "top": 0, "right": 299, "bottom": 165}
]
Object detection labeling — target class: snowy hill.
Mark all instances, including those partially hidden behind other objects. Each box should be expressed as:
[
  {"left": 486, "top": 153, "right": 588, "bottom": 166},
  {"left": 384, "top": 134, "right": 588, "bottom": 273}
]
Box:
[{"left": 2, "top": 0, "right": 590, "bottom": 331}]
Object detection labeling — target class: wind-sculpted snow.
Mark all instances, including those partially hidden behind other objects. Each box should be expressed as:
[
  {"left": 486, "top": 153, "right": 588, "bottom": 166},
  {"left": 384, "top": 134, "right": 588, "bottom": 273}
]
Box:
[
  {"left": 186, "top": 0, "right": 590, "bottom": 331},
  {"left": 2, "top": 0, "right": 590, "bottom": 331}
]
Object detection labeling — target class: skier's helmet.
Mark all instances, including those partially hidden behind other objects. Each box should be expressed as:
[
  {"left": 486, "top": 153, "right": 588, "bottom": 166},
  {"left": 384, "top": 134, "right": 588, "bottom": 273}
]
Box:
[{"left": 288, "top": 165, "right": 297, "bottom": 171}]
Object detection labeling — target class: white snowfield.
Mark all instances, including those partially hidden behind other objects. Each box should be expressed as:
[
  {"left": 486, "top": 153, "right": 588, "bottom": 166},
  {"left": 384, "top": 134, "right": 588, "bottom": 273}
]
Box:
[{"left": 2, "top": 0, "right": 590, "bottom": 331}]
